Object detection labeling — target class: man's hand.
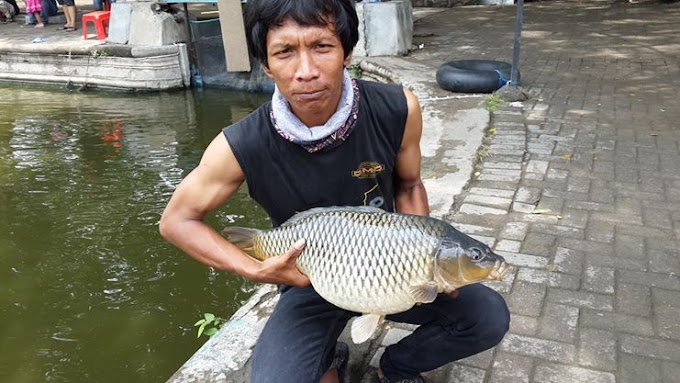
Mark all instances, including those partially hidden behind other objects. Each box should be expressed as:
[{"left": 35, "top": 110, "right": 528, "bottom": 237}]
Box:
[{"left": 254, "top": 239, "right": 311, "bottom": 287}]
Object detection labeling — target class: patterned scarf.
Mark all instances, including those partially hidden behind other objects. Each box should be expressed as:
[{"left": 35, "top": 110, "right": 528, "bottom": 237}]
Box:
[{"left": 270, "top": 69, "right": 360, "bottom": 153}]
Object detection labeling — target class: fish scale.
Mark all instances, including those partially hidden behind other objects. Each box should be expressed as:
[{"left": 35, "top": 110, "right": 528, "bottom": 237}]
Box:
[{"left": 252, "top": 208, "right": 444, "bottom": 314}]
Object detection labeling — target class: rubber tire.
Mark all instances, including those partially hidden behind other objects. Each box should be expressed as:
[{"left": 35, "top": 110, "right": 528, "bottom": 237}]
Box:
[{"left": 435, "top": 60, "right": 518, "bottom": 93}]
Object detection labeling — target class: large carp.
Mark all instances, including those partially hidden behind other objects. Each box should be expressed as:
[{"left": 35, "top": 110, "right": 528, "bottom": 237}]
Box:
[{"left": 222, "top": 206, "right": 508, "bottom": 343}]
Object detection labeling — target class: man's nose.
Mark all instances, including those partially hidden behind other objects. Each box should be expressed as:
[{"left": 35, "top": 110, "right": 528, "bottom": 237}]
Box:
[{"left": 295, "top": 51, "right": 319, "bottom": 81}]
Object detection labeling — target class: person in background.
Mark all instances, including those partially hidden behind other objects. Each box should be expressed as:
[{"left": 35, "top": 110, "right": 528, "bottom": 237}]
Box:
[
  {"left": 0, "top": 0, "right": 17, "bottom": 22},
  {"left": 2, "top": 0, "right": 18, "bottom": 16},
  {"left": 25, "top": 0, "right": 44, "bottom": 28},
  {"left": 93, "top": 0, "right": 110, "bottom": 11},
  {"left": 26, "top": 0, "right": 57, "bottom": 26},
  {"left": 56, "top": 0, "right": 76, "bottom": 31}
]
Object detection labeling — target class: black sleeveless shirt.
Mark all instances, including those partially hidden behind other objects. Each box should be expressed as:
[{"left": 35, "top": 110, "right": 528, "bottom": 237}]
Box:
[{"left": 223, "top": 80, "right": 408, "bottom": 227}]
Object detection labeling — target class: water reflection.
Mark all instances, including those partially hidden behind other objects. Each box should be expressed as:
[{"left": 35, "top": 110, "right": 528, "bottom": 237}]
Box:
[{"left": 0, "top": 84, "right": 270, "bottom": 383}]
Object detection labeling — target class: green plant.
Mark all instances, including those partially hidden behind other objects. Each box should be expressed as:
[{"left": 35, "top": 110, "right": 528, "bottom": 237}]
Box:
[
  {"left": 194, "top": 312, "right": 226, "bottom": 338},
  {"left": 348, "top": 63, "right": 362, "bottom": 79},
  {"left": 484, "top": 94, "right": 506, "bottom": 112}
]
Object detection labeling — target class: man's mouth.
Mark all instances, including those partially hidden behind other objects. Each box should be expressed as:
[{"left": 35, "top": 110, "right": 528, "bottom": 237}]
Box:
[{"left": 295, "top": 89, "right": 326, "bottom": 101}]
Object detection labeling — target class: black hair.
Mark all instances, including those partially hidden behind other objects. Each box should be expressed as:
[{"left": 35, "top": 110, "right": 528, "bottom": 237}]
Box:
[{"left": 244, "top": 0, "right": 359, "bottom": 68}]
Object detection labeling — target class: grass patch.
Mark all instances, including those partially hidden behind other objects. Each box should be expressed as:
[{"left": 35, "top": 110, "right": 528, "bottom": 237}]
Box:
[
  {"left": 484, "top": 94, "right": 506, "bottom": 112},
  {"left": 348, "top": 64, "right": 362, "bottom": 79}
]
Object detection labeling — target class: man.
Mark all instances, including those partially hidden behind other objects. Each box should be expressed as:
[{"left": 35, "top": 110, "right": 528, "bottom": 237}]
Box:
[{"left": 159, "top": 1, "right": 510, "bottom": 382}]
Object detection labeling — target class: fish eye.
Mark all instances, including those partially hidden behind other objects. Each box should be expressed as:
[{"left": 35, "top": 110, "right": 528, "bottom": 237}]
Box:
[{"left": 470, "top": 248, "right": 484, "bottom": 261}]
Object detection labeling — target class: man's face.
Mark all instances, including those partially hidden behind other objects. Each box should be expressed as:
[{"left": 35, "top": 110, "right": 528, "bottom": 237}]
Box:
[{"left": 263, "top": 18, "right": 352, "bottom": 126}]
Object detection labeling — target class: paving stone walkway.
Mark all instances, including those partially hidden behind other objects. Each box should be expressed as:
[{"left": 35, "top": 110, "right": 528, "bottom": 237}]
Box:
[{"left": 349, "top": 2, "right": 680, "bottom": 382}]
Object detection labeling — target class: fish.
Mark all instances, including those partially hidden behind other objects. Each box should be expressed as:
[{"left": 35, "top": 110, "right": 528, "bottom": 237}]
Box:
[{"left": 222, "top": 206, "right": 508, "bottom": 343}]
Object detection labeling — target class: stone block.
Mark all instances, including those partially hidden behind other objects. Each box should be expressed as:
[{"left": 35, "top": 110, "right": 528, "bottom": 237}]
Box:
[
  {"left": 619, "top": 354, "right": 662, "bottom": 383},
  {"left": 128, "top": 3, "right": 189, "bottom": 46},
  {"left": 496, "top": 251, "right": 549, "bottom": 269},
  {"left": 653, "top": 288, "right": 680, "bottom": 340},
  {"left": 446, "top": 363, "right": 486, "bottom": 383},
  {"left": 620, "top": 334, "right": 680, "bottom": 362},
  {"left": 507, "top": 281, "right": 546, "bottom": 317},
  {"left": 547, "top": 288, "right": 613, "bottom": 311},
  {"left": 508, "top": 314, "right": 538, "bottom": 336},
  {"left": 578, "top": 328, "right": 617, "bottom": 371},
  {"left": 617, "top": 283, "right": 652, "bottom": 316},
  {"left": 583, "top": 265, "right": 615, "bottom": 294},
  {"left": 355, "top": 0, "right": 413, "bottom": 57},
  {"left": 534, "top": 363, "right": 615, "bottom": 383},
  {"left": 500, "top": 334, "right": 576, "bottom": 363},
  {"left": 108, "top": 3, "right": 133, "bottom": 44},
  {"left": 552, "top": 247, "right": 584, "bottom": 275},
  {"left": 479, "top": 0, "right": 515, "bottom": 5},
  {"left": 500, "top": 222, "right": 529, "bottom": 240},
  {"left": 537, "top": 303, "right": 579, "bottom": 343},
  {"left": 489, "top": 352, "right": 533, "bottom": 383},
  {"left": 581, "top": 309, "right": 654, "bottom": 336}
]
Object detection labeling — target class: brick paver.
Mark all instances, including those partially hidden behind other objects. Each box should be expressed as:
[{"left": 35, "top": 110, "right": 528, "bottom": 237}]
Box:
[{"left": 358, "top": 1, "right": 680, "bottom": 382}]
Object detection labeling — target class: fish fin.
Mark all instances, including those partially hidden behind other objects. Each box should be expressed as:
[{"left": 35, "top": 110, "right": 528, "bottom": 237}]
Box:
[
  {"left": 350, "top": 314, "right": 384, "bottom": 344},
  {"left": 409, "top": 284, "right": 439, "bottom": 304},
  {"left": 221, "top": 227, "right": 262, "bottom": 260},
  {"left": 281, "top": 206, "right": 386, "bottom": 227}
]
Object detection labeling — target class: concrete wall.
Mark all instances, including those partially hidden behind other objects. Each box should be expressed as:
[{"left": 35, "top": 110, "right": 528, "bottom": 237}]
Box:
[
  {"left": 0, "top": 44, "right": 190, "bottom": 90},
  {"left": 166, "top": 285, "right": 280, "bottom": 383},
  {"left": 410, "top": 0, "right": 477, "bottom": 6}
]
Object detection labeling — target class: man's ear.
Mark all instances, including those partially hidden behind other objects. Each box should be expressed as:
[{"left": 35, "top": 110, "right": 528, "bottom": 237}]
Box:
[
  {"left": 261, "top": 63, "right": 274, "bottom": 79},
  {"left": 343, "top": 52, "right": 353, "bottom": 68}
]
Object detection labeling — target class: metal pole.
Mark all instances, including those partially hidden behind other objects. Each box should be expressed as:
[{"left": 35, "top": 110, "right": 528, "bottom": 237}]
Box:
[{"left": 510, "top": 0, "right": 524, "bottom": 86}]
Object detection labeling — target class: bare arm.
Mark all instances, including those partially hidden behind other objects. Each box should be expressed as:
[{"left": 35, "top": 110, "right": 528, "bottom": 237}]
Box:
[
  {"left": 394, "top": 88, "right": 429, "bottom": 216},
  {"left": 159, "top": 133, "right": 310, "bottom": 287}
]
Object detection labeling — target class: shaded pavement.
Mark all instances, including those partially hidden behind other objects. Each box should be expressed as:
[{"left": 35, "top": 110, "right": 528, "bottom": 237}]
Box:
[{"left": 344, "top": 1, "right": 680, "bottom": 382}]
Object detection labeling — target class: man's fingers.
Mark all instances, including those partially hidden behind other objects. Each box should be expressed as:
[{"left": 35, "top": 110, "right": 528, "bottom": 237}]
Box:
[
  {"left": 284, "top": 238, "right": 306, "bottom": 259},
  {"left": 292, "top": 238, "right": 306, "bottom": 251}
]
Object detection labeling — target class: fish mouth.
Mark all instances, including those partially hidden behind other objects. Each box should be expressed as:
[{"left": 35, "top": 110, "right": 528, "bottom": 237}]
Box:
[{"left": 488, "top": 261, "right": 508, "bottom": 281}]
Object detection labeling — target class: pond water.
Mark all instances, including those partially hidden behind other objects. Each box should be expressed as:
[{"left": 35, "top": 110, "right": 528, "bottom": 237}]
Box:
[{"left": 0, "top": 84, "right": 271, "bottom": 383}]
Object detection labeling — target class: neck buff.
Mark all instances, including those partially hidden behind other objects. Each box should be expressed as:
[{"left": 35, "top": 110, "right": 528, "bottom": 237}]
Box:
[{"left": 270, "top": 69, "right": 360, "bottom": 153}]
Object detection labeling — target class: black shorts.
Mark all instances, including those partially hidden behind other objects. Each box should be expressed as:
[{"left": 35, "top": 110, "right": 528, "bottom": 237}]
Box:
[{"left": 56, "top": 0, "right": 75, "bottom": 6}]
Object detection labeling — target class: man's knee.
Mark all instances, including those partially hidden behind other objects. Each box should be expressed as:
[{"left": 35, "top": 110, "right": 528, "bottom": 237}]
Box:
[{"left": 477, "top": 289, "right": 510, "bottom": 346}]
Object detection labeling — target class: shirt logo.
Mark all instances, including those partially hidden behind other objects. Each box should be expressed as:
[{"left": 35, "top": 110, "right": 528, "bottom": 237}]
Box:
[{"left": 351, "top": 161, "right": 384, "bottom": 179}]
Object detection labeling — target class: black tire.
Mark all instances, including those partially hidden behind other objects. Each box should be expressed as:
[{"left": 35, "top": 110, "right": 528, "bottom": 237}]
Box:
[{"left": 435, "top": 60, "right": 518, "bottom": 93}]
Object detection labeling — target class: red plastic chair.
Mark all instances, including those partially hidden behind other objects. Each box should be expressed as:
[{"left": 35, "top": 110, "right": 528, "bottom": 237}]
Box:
[{"left": 82, "top": 11, "right": 111, "bottom": 40}]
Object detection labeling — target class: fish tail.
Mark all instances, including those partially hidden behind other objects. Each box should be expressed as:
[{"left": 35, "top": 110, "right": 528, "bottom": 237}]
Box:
[{"left": 221, "top": 227, "right": 264, "bottom": 260}]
